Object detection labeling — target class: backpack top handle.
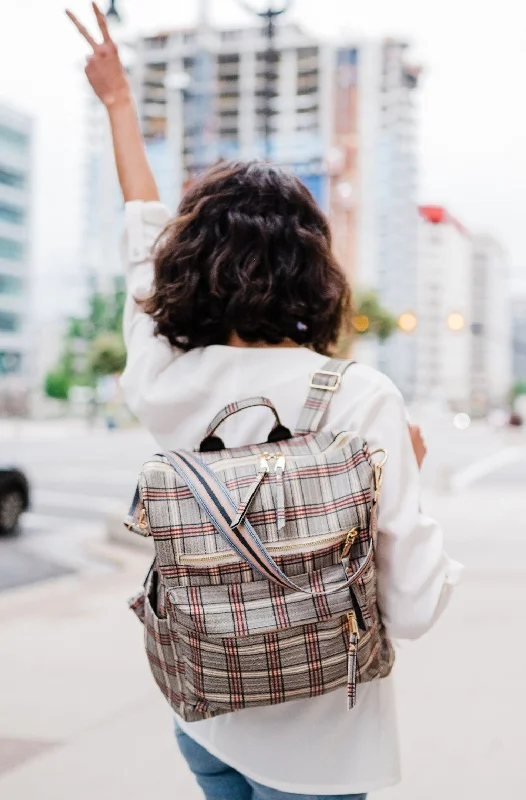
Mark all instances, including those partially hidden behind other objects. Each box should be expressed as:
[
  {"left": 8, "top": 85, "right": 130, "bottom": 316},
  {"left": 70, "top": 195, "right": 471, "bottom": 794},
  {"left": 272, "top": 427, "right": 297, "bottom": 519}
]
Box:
[{"left": 199, "top": 397, "right": 292, "bottom": 452}]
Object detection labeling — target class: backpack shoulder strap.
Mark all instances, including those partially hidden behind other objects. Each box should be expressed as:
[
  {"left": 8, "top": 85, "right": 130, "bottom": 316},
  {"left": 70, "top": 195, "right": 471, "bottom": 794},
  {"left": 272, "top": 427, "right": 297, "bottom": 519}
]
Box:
[{"left": 295, "top": 357, "right": 355, "bottom": 435}]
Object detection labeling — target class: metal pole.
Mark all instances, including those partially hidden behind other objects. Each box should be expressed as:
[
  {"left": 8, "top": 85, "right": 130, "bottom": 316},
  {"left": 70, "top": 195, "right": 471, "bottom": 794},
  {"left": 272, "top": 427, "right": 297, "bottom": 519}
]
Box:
[
  {"left": 236, "top": 2, "right": 291, "bottom": 159},
  {"left": 105, "top": 0, "right": 122, "bottom": 23},
  {"left": 192, "top": 0, "right": 214, "bottom": 176},
  {"left": 262, "top": 9, "right": 278, "bottom": 158}
]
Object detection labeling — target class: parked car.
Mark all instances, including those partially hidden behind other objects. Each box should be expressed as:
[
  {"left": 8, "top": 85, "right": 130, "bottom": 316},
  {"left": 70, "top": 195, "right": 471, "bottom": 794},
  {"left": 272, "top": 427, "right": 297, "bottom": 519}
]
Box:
[{"left": 0, "top": 467, "right": 30, "bottom": 534}]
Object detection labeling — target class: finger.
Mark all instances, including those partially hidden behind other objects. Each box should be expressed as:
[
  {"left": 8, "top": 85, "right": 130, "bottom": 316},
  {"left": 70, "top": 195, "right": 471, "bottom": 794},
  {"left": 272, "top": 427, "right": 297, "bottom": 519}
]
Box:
[
  {"left": 92, "top": 2, "right": 112, "bottom": 43},
  {"left": 66, "top": 9, "right": 98, "bottom": 50}
]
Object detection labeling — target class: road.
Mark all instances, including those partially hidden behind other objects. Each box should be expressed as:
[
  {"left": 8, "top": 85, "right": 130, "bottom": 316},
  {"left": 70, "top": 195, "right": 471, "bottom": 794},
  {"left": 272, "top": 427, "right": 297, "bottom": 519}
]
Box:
[
  {"left": 0, "top": 415, "right": 524, "bottom": 591},
  {"left": 0, "top": 422, "right": 155, "bottom": 590}
]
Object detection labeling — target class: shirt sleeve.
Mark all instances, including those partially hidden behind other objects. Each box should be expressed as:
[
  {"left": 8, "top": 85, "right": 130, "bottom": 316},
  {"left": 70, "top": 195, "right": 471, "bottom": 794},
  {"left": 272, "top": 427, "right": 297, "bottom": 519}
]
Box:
[
  {"left": 359, "top": 382, "right": 463, "bottom": 640},
  {"left": 119, "top": 200, "right": 182, "bottom": 422}
]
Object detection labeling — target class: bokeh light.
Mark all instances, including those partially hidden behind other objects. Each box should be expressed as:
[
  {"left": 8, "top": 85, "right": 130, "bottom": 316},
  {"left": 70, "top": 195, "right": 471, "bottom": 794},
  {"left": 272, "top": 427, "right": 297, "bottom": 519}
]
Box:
[
  {"left": 398, "top": 312, "right": 418, "bottom": 333},
  {"left": 352, "top": 314, "right": 370, "bottom": 333},
  {"left": 453, "top": 413, "right": 471, "bottom": 430},
  {"left": 447, "top": 312, "right": 466, "bottom": 331}
]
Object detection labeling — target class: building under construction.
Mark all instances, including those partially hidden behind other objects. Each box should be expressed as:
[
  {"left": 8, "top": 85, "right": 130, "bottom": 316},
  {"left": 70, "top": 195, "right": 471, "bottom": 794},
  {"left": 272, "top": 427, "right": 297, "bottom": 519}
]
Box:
[{"left": 85, "top": 18, "right": 421, "bottom": 396}]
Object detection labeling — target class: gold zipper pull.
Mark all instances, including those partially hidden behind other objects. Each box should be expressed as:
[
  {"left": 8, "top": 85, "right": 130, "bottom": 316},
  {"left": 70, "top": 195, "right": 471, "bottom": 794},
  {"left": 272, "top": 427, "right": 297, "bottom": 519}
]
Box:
[
  {"left": 274, "top": 455, "right": 286, "bottom": 476},
  {"left": 259, "top": 456, "right": 270, "bottom": 473},
  {"left": 138, "top": 508, "right": 148, "bottom": 529},
  {"left": 347, "top": 611, "right": 359, "bottom": 638},
  {"left": 341, "top": 527, "right": 358, "bottom": 558}
]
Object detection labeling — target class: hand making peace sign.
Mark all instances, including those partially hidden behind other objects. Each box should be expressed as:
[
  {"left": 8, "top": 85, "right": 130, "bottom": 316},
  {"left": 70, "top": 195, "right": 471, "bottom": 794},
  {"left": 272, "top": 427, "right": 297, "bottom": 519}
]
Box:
[{"left": 66, "top": 2, "right": 131, "bottom": 109}]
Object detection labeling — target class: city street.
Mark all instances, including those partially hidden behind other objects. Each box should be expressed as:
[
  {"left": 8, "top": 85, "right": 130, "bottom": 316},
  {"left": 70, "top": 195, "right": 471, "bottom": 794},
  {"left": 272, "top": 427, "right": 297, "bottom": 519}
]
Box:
[
  {"left": 0, "top": 415, "right": 525, "bottom": 798},
  {"left": 0, "top": 421, "right": 156, "bottom": 590}
]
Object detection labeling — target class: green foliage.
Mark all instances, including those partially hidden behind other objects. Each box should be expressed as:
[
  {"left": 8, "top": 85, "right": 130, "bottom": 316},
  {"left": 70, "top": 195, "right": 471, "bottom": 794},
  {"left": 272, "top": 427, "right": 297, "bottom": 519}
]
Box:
[
  {"left": 89, "top": 333, "right": 127, "bottom": 376},
  {"left": 511, "top": 380, "right": 526, "bottom": 401},
  {"left": 45, "top": 369, "right": 71, "bottom": 401},
  {"left": 354, "top": 292, "right": 397, "bottom": 341},
  {"left": 338, "top": 291, "right": 397, "bottom": 356},
  {"left": 44, "top": 280, "right": 127, "bottom": 400}
]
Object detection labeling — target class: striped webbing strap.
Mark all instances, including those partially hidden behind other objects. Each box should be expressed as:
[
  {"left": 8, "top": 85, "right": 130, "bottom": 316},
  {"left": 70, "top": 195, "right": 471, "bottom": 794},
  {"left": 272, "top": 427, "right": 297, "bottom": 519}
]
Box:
[
  {"left": 160, "top": 450, "right": 372, "bottom": 598},
  {"left": 295, "top": 358, "right": 356, "bottom": 435}
]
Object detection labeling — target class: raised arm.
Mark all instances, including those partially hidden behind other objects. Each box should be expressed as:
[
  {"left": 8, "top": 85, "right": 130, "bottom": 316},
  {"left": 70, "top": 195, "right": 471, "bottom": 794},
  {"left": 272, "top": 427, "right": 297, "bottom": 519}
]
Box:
[{"left": 66, "top": 3, "right": 159, "bottom": 203}]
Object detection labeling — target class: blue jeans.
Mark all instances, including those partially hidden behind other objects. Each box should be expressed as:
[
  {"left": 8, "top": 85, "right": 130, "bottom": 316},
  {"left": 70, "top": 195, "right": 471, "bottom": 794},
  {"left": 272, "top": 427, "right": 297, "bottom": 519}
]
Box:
[{"left": 175, "top": 727, "right": 367, "bottom": 800}]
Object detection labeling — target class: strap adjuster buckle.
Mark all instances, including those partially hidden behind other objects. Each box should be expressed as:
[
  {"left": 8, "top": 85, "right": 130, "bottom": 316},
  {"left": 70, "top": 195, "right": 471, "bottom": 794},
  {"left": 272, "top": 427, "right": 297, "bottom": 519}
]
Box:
[{"left": 309, "top": 370, "right": 342, "bottom": 392}]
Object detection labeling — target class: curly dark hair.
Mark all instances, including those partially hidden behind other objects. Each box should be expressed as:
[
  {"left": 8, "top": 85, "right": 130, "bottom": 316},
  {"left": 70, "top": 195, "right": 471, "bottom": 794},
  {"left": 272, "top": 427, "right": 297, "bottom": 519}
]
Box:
[{"left": 142, "top": 160, "right": 351, "bottom": 355}]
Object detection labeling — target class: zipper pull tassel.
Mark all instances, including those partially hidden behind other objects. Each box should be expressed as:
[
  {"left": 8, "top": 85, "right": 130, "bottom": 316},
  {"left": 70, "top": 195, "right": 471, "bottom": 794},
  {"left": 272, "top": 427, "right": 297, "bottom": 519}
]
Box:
[
  {"left": 347, "top": 612, "right": 359, "bottom": 710},
  {"left": 230, "top": 458, "right": 269, "bottom": 531},
  {"left": 274, "top": 456, "right": 286, "bottom": 532}
]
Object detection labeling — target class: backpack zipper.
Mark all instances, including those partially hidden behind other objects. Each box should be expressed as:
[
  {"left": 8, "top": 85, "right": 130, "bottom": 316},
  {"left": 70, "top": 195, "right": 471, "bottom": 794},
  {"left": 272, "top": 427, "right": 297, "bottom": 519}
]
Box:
[
  {"left": 176, "top": 528, "right": 355, "bottom": 566},
  {"left": 208, "top": 432, "right": 353, "bottom": 474}
]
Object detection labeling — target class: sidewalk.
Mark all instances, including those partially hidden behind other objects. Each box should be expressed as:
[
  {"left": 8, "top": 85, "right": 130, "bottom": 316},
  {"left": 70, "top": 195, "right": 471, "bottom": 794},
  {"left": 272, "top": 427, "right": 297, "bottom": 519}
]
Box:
[{"left": 1, "top": 486, "right": 525, "bottom": 799}]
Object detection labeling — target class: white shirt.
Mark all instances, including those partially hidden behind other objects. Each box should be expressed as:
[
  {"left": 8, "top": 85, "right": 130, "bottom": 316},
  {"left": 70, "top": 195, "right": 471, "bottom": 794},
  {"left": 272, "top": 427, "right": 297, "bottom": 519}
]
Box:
[{"left": 120, "top": 201, "right": 463, "bottom": 796}]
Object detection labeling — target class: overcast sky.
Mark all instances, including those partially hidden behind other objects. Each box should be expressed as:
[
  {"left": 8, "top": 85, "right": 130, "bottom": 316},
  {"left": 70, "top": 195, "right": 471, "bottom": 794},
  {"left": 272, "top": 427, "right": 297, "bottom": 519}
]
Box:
[{"left": 1, "top": 0, "right": 525, "bottom": 320}]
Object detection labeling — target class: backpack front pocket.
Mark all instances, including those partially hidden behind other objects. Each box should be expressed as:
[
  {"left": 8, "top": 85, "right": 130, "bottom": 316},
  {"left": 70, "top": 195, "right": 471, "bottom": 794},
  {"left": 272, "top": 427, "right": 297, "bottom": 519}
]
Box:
[
  {"left": 167, "top": 564, "right": 360, "bottom": 714},
  {"left": 142, "top": 570, "right": 185, "bottom": 714}
]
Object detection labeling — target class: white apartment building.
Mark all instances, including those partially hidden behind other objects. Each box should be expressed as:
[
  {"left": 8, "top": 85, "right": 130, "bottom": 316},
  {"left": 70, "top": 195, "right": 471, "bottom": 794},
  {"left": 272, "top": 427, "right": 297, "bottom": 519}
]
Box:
[
  {"left": 415, "top": 206, "right": 473, "bottom": 410},
  {"left": 470, "top": 235, "right": 512, "bottom": 410},
  {"left": 0, "top": 103, "right": 33, "bottom": 410},
  {"left": 85, "top": 22, "right": 420, "bottom": 395}
]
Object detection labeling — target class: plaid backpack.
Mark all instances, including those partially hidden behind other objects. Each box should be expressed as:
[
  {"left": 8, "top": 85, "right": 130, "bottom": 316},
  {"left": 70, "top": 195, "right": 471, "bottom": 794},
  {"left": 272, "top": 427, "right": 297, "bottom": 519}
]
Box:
[{"left": 127, "top": 357, "right": 394, "bottom": 722}]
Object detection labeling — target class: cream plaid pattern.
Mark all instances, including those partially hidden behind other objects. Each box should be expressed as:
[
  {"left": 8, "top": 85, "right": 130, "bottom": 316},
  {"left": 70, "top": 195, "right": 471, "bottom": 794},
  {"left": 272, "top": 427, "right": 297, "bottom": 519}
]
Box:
[{"left": 128, "top": 358, "right": 394, "bottom": 721}]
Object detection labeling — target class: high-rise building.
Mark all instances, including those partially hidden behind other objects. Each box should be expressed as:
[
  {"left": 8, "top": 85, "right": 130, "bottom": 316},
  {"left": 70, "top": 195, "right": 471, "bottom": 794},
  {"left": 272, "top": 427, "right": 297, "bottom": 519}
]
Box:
[
  {"left": 86, "top": 23, "right": 420, "bottom": 394},
  {"left": 415, "top": 208, "right": 513, "bottom": 412},
  {"left": 470, "top": 234, "right": 512, "bottom": 411},
  {"left": 415, "top": 206, "right": 473, "bottom": 410},
  {"left": 0, "top": 103, "right": 33, "bottom": 411}
]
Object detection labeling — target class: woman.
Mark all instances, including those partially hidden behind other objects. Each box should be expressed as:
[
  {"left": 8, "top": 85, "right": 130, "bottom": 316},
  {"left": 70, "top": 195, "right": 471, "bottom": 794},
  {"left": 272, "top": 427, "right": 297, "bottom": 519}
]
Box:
[{"left": 68, "top": 6, "right": 462, "bottom": 800}]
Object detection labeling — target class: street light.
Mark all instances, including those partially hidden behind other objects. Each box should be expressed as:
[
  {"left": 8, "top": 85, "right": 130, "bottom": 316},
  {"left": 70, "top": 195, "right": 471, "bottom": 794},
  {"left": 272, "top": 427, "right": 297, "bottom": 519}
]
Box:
[{"left": 236, "top": 1, "right": 293, "bottom": 158}]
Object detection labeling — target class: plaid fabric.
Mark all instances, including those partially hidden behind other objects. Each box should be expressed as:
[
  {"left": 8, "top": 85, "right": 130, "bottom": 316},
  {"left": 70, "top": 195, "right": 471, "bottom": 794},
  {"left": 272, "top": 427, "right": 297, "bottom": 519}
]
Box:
[
  {"left": 204, "top": 397, "right": 282, "bottom": 439},
  {"left": 295, "top": 359, "right": 354, "bottom": 435},
  {"left": 128, "top": 365, "right": 394, "bottom": 721}
]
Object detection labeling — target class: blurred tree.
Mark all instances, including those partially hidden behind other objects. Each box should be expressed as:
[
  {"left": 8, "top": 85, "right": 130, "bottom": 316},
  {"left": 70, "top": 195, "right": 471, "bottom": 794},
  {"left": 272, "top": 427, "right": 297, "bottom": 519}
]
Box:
[
  {"left": 338, "top": 291, "right": 397, "bottom": 355},
  {"left": 511, "top": 380, "right": 526, "bottom": 400},
  {"left": 44, "top": 279, "right": 127, "bottom": 400},
  {"left": 353, "top": 292, "right": 397, "bottom": 341},
  {"left": 89, "top": 332, "right": 127, "bottom": 376},
  {"left": 44, "top": 368, "right": 71, "bottom": 401}
]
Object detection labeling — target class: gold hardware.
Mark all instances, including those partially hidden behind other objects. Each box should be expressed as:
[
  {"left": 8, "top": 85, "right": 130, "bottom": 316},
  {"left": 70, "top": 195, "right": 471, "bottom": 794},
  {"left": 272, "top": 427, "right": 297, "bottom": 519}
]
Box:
[
  {"left": 259, "top": 456, "right": 270, "bottom": 472},
  {"left": 138, "top": 508, "right": 149, "bottom": 529},
  {"left": 341, "top": 527, "right": 359, "bottom": 558},
  {"left": 274, "top": 455, "right": 286, "bottom": 475},
  {"left": 347, "top": 612, "right": 359, "bottom": 637},
  {"left": 369, "top": 449, "right": 387, "bottom": 504},
  {"left": 370, "top": 448, "right": 388, "bottom": 468},
  {"left": 309, "top": 370, "right": 342, "bottom": 392},
  {"left": 373, "top": 465, "right": 383, "bottom": 504}
]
